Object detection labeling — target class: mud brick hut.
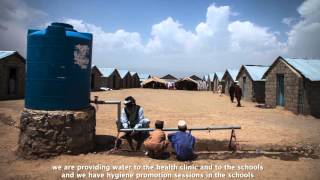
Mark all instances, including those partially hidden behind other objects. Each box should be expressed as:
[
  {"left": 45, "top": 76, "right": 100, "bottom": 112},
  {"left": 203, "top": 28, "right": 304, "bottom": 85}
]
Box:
[
  {"left": 236, "top": 65, "right": 269, "bottom": 103},
  {"left": 175, "top": 77, "right": 199, "bottom": 90},
  {"left": 98, "top": 67, "right": 121, "bottom": 90},
  {"left": 213, "top": 72, "right": 224, "bottom": 92},
  {"left": 91, "top": 65, "right": 102, "bottom": 91},
  {"left": 142, "top": 77, "right": 167, "bottom": 89},
  {"left": 0, "top": 51, "right": 25, "bottom": 100},
  {"left": 263, "top": 56, "right": 320, "bottom": 117},
  {"left": 118, "top": 70, "right": 132, "bottom": 89},
  {"left": 130, "top": 72, "right": 140, "bottom": 88},
  {"left": 222, "top": 69, "right": 239, "bottom": 95}
]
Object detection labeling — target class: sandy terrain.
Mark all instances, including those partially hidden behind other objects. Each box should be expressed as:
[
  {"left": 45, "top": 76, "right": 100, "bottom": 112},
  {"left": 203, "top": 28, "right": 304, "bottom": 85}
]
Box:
[{"left": 0, "top": 89, "right": 320, "bottom": 179}]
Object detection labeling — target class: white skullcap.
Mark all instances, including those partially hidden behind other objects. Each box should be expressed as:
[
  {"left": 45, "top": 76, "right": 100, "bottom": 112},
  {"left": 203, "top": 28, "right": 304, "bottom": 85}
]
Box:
[
  {"left": 178, "top": 120, "right": 187, "bottom": 128},
  {"left": 123, "top": 100, "right": 131, "bottom": 105}
]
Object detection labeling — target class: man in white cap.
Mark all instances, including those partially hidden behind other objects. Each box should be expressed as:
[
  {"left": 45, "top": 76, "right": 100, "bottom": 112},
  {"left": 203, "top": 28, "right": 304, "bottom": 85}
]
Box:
[
  {"left": 116, "top": 96, "right": 150, "bottom": 151},
  {"left": 168, "top": 120, "right": 196, "bottom": 161}
]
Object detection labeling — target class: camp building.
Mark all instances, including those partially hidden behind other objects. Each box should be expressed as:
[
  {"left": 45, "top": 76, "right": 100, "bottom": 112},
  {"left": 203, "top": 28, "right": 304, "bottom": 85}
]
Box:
[
  {"left": 263, "top": 56, "right": 320, "bottom": 117},
  {"left": 222, "top": 69, "right": 239, "bottom": 95},
  {"left": 0, "top": 51, "right": 25, "bottom": 100},
  {"left": 98, "top": 67, "right": 121, "bottom": 90},
  {"left": 91, "top": 65, "right": 102, "bottom": 91},
  {"left": 175, "top": 77, "right": 199, "bottom": 90},
  {"left": 130, "top": 72, "right": 140, "bottom": 88},
  {"left": 118, "top": 70, "right": 132, "bottom": 89},
  {"left": 142, "top": 77, "right": 167, "bottom": 89},
  {"left": 138, "top": 73, "right": 151, "bottom": 84},
  {"left": 236, "top": 65, "right": 269, "bottom": 103},
  {"left": 213, "top": 72, "right": 224, "bottom": 92}
]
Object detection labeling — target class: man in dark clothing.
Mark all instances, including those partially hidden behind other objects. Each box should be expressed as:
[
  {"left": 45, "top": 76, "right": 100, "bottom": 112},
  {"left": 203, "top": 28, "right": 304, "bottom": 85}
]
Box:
[
  {"left": 234, "top": 82, "right": 243, "bottom": 107},
  {"left": 228, "top": 83, "right": 235, "bottom": 102},
  {"left": 168, "top": 120, "right": 197, "bottom": 161},
  {"left": 116, "top": 96, "right": 150, "bottom": 151}
]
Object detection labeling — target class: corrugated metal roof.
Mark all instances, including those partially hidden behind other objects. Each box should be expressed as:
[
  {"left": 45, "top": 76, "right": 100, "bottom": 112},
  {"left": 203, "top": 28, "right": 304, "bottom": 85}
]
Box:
[
  {"left": 215, "top": 72, "right": 224, "bottom": 81},
  {"left": 227, "top": 69, "right": 239, "bottom": 81},
  {"left": 283, "top": 57, "right": 320, "bottom": 81},
  {"left": 0, "top": 51, "right": 16, "bottom": 60},
  {"left": 203, "top": 75, "right": 209, "bottom": 81},
  {"left": 118, "top": 70, "right": 129, "bottom": 79},
  {"left": 244, "top": 65, "right": 269, "bottom": 81},
  {"left": 98, "top": 67, "right": 116, "bottom": 77},
  {"left": 209, "top": 73, "right": 215, "bottom": 81}
]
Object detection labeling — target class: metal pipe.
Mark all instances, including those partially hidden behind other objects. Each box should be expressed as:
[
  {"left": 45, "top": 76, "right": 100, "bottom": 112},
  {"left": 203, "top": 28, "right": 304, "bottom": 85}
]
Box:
[
  {"left": 119, "top": 125, "right": 241, "bottom": 132},
  {"left": 91, "top": 97, "right": 121, "bottom": 120}
]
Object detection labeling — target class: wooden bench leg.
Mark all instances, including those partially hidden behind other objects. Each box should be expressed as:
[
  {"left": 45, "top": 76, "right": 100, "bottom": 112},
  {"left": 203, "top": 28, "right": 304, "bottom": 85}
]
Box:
[{"left": 228, "top": 129, "right": 239, "bottom": 151}]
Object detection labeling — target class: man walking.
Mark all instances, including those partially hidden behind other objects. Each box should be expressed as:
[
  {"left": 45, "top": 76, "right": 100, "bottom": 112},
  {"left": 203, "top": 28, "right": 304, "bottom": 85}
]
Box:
[
  {"left": 228, "top": 82, "right": 235, "bottom": 102},
  {"left": 234, "top": 82, "right": 243, "bottom": 107}
]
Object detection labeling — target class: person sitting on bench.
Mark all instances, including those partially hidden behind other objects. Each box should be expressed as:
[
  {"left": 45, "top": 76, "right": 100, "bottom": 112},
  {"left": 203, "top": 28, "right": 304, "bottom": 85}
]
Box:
[
  {"left": 115, "top": 96, "right": 150, "bottom": 151},
  {"left": 168, "top": 120, "right": 197, "bottom": 161},
  {"left": 144, "top": 120, "right": 169, "bottom": 159}
]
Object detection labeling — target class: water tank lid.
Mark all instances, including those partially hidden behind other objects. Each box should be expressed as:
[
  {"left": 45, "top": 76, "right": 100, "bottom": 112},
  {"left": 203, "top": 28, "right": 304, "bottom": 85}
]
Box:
[{"left": 51, "top": 22, "right": 73, "bottom": 29}]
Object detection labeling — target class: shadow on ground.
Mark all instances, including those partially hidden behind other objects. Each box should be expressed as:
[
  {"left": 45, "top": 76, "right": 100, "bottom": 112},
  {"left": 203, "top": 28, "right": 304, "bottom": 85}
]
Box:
[{"left": 93, "top": 137, "right": 319, "bottom": 161}]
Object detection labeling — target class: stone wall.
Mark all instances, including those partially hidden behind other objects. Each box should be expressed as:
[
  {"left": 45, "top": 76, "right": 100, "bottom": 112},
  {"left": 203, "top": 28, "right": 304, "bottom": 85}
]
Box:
[
  {"left": 91, "top": 68, "right": 101, "bottom": 91},
  {"left": 0, "top": 55, "right": 25, "bottom": 100},
  {"left": 223, "top": 74, "right": 234, "bottom": 95},
  {"left": 18, "top": 106, "right": 96, "bottom": 159},
  {"left": 265, "top": 60, "right": 302, "bottom": 114},
  {"left": 304, "top": 81, "right": 320, "bottom": 117}
]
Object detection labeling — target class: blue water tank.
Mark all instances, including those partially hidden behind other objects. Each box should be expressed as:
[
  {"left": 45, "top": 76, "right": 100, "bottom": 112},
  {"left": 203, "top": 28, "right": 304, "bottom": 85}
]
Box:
[{"left": 26, "top": 22, "right": 93, "bottom": 110}]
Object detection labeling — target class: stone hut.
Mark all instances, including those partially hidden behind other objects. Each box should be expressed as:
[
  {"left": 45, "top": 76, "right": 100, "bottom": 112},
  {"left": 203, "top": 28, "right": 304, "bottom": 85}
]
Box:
[
  {"left": 0, "top": 51, "right": 25, "bottom": 100},
  {"left": 213, "top": 72, "right": 224, "bottom": 93},
  {"left": 222, "top": 69, "right": 239, "bottom": 95},
  {"left": 98, "top": 67, "right": 121, "bottom": 90},
  {"left": 130, "top": 72, "right": 140, "bottom": 88},
  {"left": 236, "top": 65, "right": 269, "bottom": 103},
  {"left": 263, "top": 56, "right": 320, "bottom": 117},
  {"left": 118, "top": 70, "right": 132, "bottom": 89},
  {"left": 91, "top": 65, "right": 102, "bottom": 91},
  {"left": 207, "top": 73, "right": 215, "bottom": 91},
  {"left": 203, "top": 75, "right": 210, "bottom": 91}
]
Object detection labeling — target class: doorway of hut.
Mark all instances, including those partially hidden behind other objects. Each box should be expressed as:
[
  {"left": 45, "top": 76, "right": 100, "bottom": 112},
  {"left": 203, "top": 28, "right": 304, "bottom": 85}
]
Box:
[
  {"left": 276, "top": 74, "right": 285, "bottom": 106},
  {"left": 242, "top": 77, "right": 246, "bottom": 97},
  {"left": 8, "top": 68, "right": 17, "bottom": 96}
]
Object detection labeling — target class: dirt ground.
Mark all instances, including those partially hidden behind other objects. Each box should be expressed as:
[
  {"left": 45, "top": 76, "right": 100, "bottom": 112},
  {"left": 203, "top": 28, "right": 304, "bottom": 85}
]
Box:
[{"left": 0, "top": 89, "right": 320, "bottom": 179}]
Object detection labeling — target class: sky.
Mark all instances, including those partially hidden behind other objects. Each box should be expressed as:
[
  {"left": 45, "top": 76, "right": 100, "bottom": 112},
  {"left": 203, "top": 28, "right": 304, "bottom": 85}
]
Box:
[{"left": 0, "top": 0, "right": 319, "bottom": 77}]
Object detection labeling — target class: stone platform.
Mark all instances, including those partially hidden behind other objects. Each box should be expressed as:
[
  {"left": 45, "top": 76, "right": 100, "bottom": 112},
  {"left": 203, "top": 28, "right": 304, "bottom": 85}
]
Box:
[{"left": 18, "top": 105, "right": 96, "bottom": 159}]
